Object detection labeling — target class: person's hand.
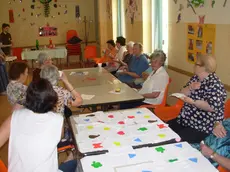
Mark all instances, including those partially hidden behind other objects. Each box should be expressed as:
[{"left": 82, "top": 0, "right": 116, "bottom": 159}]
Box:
[
  {"left": 182, "top": 96, "right": 195, "bottom": 105},
  {"left": 142, "top": 72, "right": 149, "bottom": 80},
  {"left": 60, "top": 72, "right": 69, "bottom": 83},
  {"left": 189, "top": 82, "right": 201, "bottom": 91},
  {"left": 213, "top": 122, "right": 227, "bottom": 138},
  {"left": 200, "top": 142, "right": 215, "bottom": 158}
]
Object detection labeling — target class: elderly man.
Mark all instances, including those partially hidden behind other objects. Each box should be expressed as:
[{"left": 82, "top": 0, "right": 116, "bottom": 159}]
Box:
[
  {"left": 117, "top": 43, "right": 149, "bottom": 84},
  {"left": 120, "top": 50, "right": 169, "bottom": 109},
  {"left": 32, "top": 52, "right": 52, "bottom": 82}
]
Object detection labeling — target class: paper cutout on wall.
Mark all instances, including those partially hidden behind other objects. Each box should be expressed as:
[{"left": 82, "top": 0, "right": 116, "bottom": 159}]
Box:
[
  {"left": 9, "top": 10, "right": 14, "bottom": 23},
  {"left": 31, "top": 5, "right": 35, "bottom": 9},
  {"left": 30, "top": 22, "right": 35, "bottom": 26},
  {"left": 191, "top": 0, "right": 204, "bottom": 8},
  {"left": 178, "top": 4, "right": 184, "bottom": 11},
  {"left": 75, "top": 5, "right": 81, "bottom": 20},
  {"left": 176, "top": 13, "right": 181, "bottom": 23},
  {"left": 198, "top": 15, "right": 205, "bottom": 24},
  {"left": 223, "top": 0, "right": 228, "bottom": 7},
  {"left": 64, "top": 10, "right": 67, "bottom": 14},
  {"left": 91, "top": 161, "right": 103, "bottom": 168},
  {"left": 22, "top": 8, "right": 25, "bottom": 12},
  {"left": 212, "top": 0, "right": 215, "bottom": 8},
  {"left": 187, "top": 0, "right": 197, "bottom": 14},
  {"left": 173, "top": 0, "right": 178, "bottom": 4},
  {"left": 126, "top": 0, "right": 138, "bottom": 24},
  {"left": 106, "top": 0, "right": 112, "bottom": 19},
  {"left": 54, "top": 4, "right": 57, "bottom": 8}
]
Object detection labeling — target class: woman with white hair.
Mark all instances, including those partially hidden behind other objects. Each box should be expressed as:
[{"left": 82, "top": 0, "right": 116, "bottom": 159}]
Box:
[
  {"left": 32, "top": 52, "right": 52, "bottom": 82},
  {"left": 40, "top": 64, "right": 82, "bottom": 114},
  {"left": 168, "top": 55, "right": 227, "bottom": 143},
  {"left": 120, "top": 41, "right": 134, "bottom": 67}
]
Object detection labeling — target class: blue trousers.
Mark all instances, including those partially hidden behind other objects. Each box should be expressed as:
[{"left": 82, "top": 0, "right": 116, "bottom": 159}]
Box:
[
  {"left": 59, "top": 160, "right": 77, "bottom": 172},
  {"left": 0, "top": 63, "right": 8, "bottom": 93}
]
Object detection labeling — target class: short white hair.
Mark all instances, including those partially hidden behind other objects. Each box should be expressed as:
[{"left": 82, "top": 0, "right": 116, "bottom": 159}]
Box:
[
  {"left": 126, "top": 41, "right": 134, "bottom": 48},
  {"left": 37, "top": 52, "right": 49, "bottom": 66},
  {"left": 40, "top": 64, "right": 59, "bottom": 85}
]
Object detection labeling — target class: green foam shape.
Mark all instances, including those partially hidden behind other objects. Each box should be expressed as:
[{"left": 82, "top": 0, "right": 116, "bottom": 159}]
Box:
[
  {"left": 168, "top": 158, "right": 178, "bottom": 163},
  {"left": 155, "top": 147, "right": 165, "bottom": 153},
  {"left": 138, "top": 127, "right": 148, "bottom": 131},
  {"left": 91, "top": 161, "right": 102, "bottom": 168}
]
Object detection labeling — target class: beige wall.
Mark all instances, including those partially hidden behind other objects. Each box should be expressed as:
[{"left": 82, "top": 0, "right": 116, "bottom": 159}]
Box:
[
  {"left": 168, "top": 0, "right": 230, "bottom": 104},
  {"left": 0, "top": 0, "right": 96, "bottom": 47}
]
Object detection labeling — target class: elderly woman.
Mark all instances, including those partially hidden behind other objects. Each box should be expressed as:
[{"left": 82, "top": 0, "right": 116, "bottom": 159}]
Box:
[
  {"left": 0, "top": 79, "right": 77, "bottom": 172},
  {"left": 119, "top": 41, "right": 134, "bottom": 67},
  {"left": 120, "top": 50, "right": 169, "bottom": 109},
  {"left": 32, "top": 52, "right": 52, "bottom": 82},
  {"left": 0, "top": 49, "right": 8, "bottom": 95},
  {"left": 7, "top": 61, "right": 28, "bottom": 106},
  {"left": 117, "top": 42, "right": 149, "bottom": 84},
  {"left": 40, "top": 64, "right": 83, "bottom": 114},
  {"left": 168, "top": 55, "right": 227, "bottom": 143}
]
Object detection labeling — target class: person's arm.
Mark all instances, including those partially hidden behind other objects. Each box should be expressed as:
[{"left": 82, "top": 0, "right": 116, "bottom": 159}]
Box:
[
  {"left": 0, "top": 115, "right": 11, "bottom": 148},
  {"left": 183, "top": 97, "right": 214, "bottom": 112},
  {"left": 61, "top": 73, "right": 83, "bottom": 107},
  {"left": 142, "top": 92, "right": 160, "bottom": 99},
  {"left": 201, "top": 144, "right": 230, "bottom": 170}
]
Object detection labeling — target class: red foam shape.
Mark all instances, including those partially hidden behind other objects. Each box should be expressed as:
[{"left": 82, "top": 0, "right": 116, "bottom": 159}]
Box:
[
  {"left": 93, "top": 143, "right": 103, "bottom": 148},
  {"left": 157, "top": 124, "right": 167, "bottom": 129},
  {"left": 128, "top": 116, "right": 135, "bottom": 119},
  {"left": 118, "top": 121, "right": 125, "bottom": 124},
  {"left": 117, "top": 131, "right": 125, "bottom": 135},
  {"left": 108, "top": 115, "right": 114, "bottom": 118}
]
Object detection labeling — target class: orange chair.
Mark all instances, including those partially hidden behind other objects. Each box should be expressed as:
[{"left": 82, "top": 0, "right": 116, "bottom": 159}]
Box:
[
  {"left": 224, "top": 99, "right": 230, "bottom": 119},
  {"left": 12, "top": 47, "right": 23, "bottom": 61},
  {"left": 218, "top": 166, "right": 230, "bottom": 172},
  {"left": 0, "top": 160, "right": 7, "bottom": 172},
  {"left": 66, "top": 30, "right": 82, "bottom": 66},
  {"left": 83, "top": 45, "right": 98, "bottom": 67},
  {"left": 154, "top": 99, "right": 184, "bottom": 122},
  {"left": 139, "top": 78, "right": 172, "bottom": 110}
]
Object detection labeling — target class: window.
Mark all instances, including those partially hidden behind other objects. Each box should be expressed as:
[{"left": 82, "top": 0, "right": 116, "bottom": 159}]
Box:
[{"left": 117, "top": 0, "right": 126, "bottom": 37}]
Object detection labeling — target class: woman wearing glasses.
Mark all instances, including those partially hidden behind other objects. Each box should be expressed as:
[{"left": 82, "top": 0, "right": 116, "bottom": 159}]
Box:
[{"left": 168, "top": 55, "right": 227, "bottom": 143}]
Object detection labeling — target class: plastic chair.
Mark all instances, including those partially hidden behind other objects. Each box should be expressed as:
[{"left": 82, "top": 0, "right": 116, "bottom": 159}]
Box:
[
  {"left": 224, "top": 99, "right": 230, "bottom": 119},
  {"left": 154, "top": 99, "right": 184, "bottom": 122},
  {"left": 66, "top": 30, "right": 82, "bottom": 67},
  {"left": 0, "top": 160, "right": 7, "bottom": 172},
  {"left": 12, "top": 47, "right": 23, "bottom": 61},
  {"left": 218, "top": 166, "right": 230, "bottom": 172},
  {"left": 139, "top": 78, "right": 172, "bottom": 110},
  {"left": 83, "top": 45, "right": 98, "bottom": 67}
]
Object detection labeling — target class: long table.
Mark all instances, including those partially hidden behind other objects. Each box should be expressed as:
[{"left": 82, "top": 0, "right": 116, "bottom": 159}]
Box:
[
  {"left": 64, "top": 68, "right": 144, "bottom": 111},
  {"left": 70, "top": 108, "right": 180, "bottom": 155}
]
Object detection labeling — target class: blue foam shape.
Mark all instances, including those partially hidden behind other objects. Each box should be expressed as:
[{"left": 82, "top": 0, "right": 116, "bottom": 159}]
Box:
[
  {"left": 84, "top": 119, "right": 90, "bottom": 122},
  {"left": 142, "top": 170, "right": 152, "bottom": 172},
  {"left": 136, "top": 111, "right": 142, "bottom": 114},
  {"left": 175, "top": 143, "right": 183, "bottom": 148},
  {"left": 128, "top": 154, "right": 136, "bottom": 159},
  {"left": 189, "top": 158, "right": 198, "bottom": 163},
  {"left": 134, "top": 138, "right": 142, "bottom": 142}
]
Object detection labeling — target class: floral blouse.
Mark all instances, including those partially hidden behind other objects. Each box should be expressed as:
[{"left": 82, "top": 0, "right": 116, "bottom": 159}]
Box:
[
  {"left": 7, "top": 80, "right": 27, "bottom": 105},
  {"left": 177, "top": 73, "right": 227, "bottom": 134},
  {"left": 53, "top": 86, "right": 73, "bottom": 114}
]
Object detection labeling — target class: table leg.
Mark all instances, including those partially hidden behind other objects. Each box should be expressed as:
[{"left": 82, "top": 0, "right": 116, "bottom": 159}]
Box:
[
  {"left": 32, "top": 60, "right": 34, "bottom": 69},
  {"left": 91, "top": 105, "right": 97, "bottom": 112}
]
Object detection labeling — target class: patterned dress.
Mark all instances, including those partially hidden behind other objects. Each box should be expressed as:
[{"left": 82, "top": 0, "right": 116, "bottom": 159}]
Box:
[
  {"left": 6, "top": 81, "right": 27, "bottom": 105},
  {"left": 177, "top": 73, "right": 227, "bottom": 134}
]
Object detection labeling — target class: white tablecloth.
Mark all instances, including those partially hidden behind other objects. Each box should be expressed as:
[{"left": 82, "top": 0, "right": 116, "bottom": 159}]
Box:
[
  {"left": 80, "top": 142, "right": 218, "bottom": 172},
  {"left": 21, "top": 47, "right": 67, "bottom": 60}
]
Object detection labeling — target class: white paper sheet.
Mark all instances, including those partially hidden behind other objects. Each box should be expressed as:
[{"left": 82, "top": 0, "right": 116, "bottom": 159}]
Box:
[{"left": 81, "top": 94, "right": 95, "bottom": 100}]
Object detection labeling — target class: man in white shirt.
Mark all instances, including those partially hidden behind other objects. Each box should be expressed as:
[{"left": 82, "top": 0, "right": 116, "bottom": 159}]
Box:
[{"left": 120, "top": 50, "right": 169, "bottom": 109}]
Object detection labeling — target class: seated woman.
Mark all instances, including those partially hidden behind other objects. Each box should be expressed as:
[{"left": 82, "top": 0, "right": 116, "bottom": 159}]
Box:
[
  {"left": 0, "top": 48, "right": 8, "bottom": 95},
  {"left": 105, "top": 36, "right": 126, "bottom": 74},
  {"left": 40, "top": 64, "right": 83, "bottom": 115},
  {"left": 193, "top": 119, "right": 230, "bottom": 169},
  {"left": 119, "top": 41, "right": 134, "bottom": 68},
  {"left": 32, "top": 52, "right": 52, "bottom": 82},
  {"left": 120, "top": 50, "right": 169, "bottom": 109},
  {"left": 0, "top": 79, "right": 77, "bottom": 172},
  {"left": 6, "top": 61, "right": 28, "bottom": 107},
  {"left": 117, "top": 42, "right": 149, "bottom": 84},
  {"left": 168, "top": 55, "right": 227, "bottom": 143},
  {"left": 100, "top": 39, "right": 117, "bottom": 67}
]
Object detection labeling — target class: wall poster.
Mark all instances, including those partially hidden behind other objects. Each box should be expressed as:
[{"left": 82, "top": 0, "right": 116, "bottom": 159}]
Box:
[{"left": 187, "top": 24, "right": 216, "bottom": 64}]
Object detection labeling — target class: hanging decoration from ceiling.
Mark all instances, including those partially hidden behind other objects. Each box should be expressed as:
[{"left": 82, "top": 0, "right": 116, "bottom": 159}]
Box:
[
  {"left": 126, "top": 0, "right": 138, "bottom": 25},
  {"left": 9, "top": 10, "right": 15, "bottom": 23},
  {"left": 40, "top": 0, "right": 52, "bottom": 17},
  {"left": 191, "top": 0, "right": 204, "bottom": 8},
  {"left": 173, "top": 0, "right": 178, "bottom": 4},
  {"left": 211, "top": 0, "right": 215, "bottom": 7},
  {"left": 187, "top": 0, "right": 197, "bottom": 14}
]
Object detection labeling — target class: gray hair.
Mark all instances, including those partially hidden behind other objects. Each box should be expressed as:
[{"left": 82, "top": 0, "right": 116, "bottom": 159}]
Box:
[
  {"left": 37, "top": 52, "right": 49, "bottom": 66},
  {"left": 150, "top": 50, "right": 167, "bottom": 66},
  {"left": 40, "top": 64, "right": 59, "bottom": 85},
  {"left": 126, "top": 41, "right": 134, "bottom": 48}
]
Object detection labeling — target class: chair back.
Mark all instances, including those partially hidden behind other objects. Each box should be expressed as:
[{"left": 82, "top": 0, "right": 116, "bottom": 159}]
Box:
[
  {"left": 12, "top": 47, "right": 23, "bottom": 61},
  {"left": 224, "top": 99, "right": 230, "bottom": 119},
  {"left": 159, "top": 78, "right": 172, "bottom": 107},
  {"left": 84, "top": 45, "right": 97, "bottom": 59},
  {"left": 0, "top": 160, "right": 7, "bottom": 172},
  {"left": 66, "top": 30, "right": 78, "bottom": 43}
]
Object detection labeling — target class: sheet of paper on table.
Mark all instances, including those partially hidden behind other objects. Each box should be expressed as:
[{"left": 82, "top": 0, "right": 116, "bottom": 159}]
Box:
[
  {"left": 81, "top": 94, "right": 95, "bottom": 100},
  {"left": 73, "top": 108, "right": 181, "bottom": 154},
  {"left": 80, "top": 142, "right": 218, "bottom": 172}
]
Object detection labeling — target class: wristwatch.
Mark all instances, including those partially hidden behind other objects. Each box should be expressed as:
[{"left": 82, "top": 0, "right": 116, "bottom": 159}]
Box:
[{"left": 210, "top": 152, "right": 216, "bottom": 159}]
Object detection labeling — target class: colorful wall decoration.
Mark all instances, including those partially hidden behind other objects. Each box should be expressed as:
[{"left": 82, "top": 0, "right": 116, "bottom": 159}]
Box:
[
  {"left": 187, "top": 23, "right": 216, "bottom": 64},
  {"left": 125, "top": 0, "right": 138, "bottom": 24}
]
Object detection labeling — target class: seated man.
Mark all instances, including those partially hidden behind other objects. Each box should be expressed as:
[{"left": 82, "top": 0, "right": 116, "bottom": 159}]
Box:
[
  {"left": 192, "top": 119, "right": 230, "bottom": 170},
  {"left": 117, "top": 43, "right": 149, "bottom": 84},
  {"left": 120, "top": 50, "right": 169, "bottom": 109}
]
